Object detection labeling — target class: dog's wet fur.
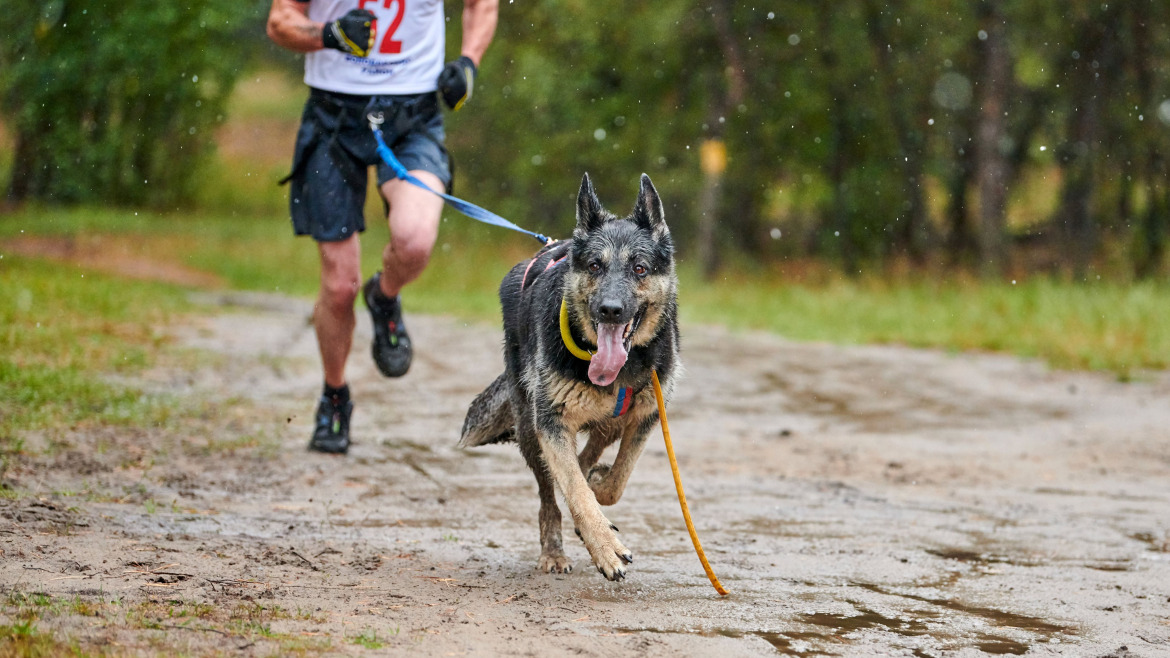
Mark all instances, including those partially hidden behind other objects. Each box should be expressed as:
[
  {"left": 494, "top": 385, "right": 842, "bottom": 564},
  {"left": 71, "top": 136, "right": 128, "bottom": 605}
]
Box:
[{"left": 460, "top": 173, "right": 679, "bottom": 580}]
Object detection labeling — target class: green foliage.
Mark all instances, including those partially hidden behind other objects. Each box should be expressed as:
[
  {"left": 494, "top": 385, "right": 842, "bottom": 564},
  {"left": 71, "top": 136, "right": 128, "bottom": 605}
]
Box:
[
  {"left": 447, "top": 0, "right": 1170, "bottom": 275},
  {"left": 447, "top": 0, "right": 704, "bottom": 240},
  {"left": 0, "top": 0, "right": 256, "bottom": 206}
]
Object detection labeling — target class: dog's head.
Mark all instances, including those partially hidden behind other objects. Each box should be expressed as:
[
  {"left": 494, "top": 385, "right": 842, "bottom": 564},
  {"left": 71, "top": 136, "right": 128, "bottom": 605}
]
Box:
[{"left": 564, "top": 173, "right": 676, "bottom": 386}]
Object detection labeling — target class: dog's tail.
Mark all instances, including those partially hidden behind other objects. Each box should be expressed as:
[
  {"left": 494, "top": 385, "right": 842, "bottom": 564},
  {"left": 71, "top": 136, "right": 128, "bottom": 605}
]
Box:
[{"left": 459, "top": 373, "right": 516, "bottom": 448}]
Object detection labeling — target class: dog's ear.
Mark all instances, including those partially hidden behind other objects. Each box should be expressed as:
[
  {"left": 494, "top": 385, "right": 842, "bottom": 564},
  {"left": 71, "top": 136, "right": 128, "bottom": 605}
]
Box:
[
  {"left": 633, "top": 173, "right": 667, "bottom": 235},
  {"left": 575, "top": 173, "right": 605, "bottom": 234}
]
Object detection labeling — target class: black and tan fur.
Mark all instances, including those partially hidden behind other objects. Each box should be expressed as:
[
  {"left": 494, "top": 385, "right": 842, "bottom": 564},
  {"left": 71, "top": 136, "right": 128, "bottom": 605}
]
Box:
[{"left": 460, "top": 173, "right": 679, "bottom": 581}]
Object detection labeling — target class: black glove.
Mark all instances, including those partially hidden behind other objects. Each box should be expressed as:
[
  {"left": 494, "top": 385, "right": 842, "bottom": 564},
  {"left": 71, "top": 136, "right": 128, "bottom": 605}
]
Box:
[
  {"left": 322, "top": 9, "right": 377, "bottom": 57},
  {"left": 438, "top": 56, "right": 477, "bottom": 110}
]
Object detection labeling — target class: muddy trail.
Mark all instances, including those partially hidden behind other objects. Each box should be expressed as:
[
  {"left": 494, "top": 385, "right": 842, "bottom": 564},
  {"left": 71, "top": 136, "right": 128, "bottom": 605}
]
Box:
[{"left": 2, "top": 292, "right": 1168, "bottom": 656}]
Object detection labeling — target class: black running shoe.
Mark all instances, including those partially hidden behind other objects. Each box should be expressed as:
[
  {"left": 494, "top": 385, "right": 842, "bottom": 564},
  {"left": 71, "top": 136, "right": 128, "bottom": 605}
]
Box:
[
  {"left": 363, "top": 272, "right": 412, "bottom": 377},
  {"left": 309, "top": 394, "right": 352, "bottom": 454}
]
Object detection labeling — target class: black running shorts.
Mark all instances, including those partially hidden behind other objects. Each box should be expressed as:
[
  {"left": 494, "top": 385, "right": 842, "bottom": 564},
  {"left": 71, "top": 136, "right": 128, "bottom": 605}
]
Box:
[{"left": 285, "top": 88, "right": 451, "bottom": 243}]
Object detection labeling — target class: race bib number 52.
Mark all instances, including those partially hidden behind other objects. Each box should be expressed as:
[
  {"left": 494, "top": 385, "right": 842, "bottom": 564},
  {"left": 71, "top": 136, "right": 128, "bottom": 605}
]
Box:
[{"left": 357, "top": 0, "right": 405, "bottom": 54}]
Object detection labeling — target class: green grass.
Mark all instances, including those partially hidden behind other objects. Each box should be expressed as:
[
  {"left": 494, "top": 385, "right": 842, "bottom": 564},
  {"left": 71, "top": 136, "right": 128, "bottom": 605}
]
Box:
[
  {"left": 0, "top": 253, "right": 188, "bottom": 445},
  {"left": 0, "top": 205, "right": 529, "bottom": 315},
  {"left": 679, "top": 268, "right": 1170, "bottom": 379},
  {"left": 3, "top": 204, "right": 1169, "bottom": 397},
  {"left": 0, "top": 591, "right": 332, "bottom": 657}
]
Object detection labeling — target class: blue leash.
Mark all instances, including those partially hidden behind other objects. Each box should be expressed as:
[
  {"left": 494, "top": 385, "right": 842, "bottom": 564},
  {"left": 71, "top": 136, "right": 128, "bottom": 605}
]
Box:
[{"left": 367, "top": 112, "right": 550, "bottom": 245}]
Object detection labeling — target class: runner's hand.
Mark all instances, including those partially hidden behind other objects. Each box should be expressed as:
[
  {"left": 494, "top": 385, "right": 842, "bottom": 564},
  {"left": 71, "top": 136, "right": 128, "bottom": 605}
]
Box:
[
  {"left": 322, "top": 9, "right": 377, "bottom": 57},
  {"left": 438, "top": 56, "right": 477, "bottom": 111}
]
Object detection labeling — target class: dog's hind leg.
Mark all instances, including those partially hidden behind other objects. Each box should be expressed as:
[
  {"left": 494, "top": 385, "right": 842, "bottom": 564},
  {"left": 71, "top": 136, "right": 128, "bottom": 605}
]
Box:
[
  {"left": 577, "top": 422, "right": 621, "bottom": 475},
  {"left": 516, "top": 411, "right": 572, "bottom": 573},
  {"left": 588, "top": 413, "right": 656, "bottom": 506}
]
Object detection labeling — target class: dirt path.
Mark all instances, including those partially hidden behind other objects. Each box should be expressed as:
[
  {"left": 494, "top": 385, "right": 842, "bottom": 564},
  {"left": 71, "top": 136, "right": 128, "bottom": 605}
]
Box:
[{"left": 2, "top": 292, "right": 1168, "bottom": 656}]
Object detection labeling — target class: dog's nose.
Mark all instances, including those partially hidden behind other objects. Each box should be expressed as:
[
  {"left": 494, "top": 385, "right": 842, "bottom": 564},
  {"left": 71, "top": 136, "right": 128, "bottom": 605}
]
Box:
[{"left": 598, "top": 301, "right": 623, "bottom": 323}]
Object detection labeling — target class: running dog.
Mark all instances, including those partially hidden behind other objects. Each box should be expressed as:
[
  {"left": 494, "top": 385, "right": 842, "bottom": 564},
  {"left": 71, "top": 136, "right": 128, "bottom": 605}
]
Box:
[{"left": 460, "top": 173, "right": 679, "bottom": 581}]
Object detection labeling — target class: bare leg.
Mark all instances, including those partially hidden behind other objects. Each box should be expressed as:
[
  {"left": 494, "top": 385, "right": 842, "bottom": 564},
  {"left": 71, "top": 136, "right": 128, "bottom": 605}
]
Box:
[
  {"left": 377, "top": 172, "right": 444, "bottom": 298},
  {"left": 315, "top": 235, "right": 362, "bottom": 388}
]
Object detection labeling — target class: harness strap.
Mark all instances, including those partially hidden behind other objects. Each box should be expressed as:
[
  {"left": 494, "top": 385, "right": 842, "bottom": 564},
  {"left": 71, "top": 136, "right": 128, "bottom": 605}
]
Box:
[{"left": 521, "top": 253, "right": 566, "bottom": 291}]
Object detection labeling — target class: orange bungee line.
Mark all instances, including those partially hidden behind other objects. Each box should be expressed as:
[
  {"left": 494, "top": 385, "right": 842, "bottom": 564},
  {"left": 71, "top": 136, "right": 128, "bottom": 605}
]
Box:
[
  {"left": 559, "top": 299, "right": 729, "bottom": 595},
  {"left": 651, "top": 370, "right": 730, "bottom": 596}
]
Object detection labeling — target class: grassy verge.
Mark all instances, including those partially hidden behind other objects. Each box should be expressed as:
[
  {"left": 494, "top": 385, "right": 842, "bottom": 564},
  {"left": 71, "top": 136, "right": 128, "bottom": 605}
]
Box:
[
  {"left": 0, "top": 590, "right": 335, "bottom": 657},
  {"left": 0, "top": 254, "right": 190, "bottom": 449},
  {"left": 680, "top": 267, "right": 1169, "bottom": 379},
  {"left": 4, "top": 205, "right": 1168, "bottom": 383}
]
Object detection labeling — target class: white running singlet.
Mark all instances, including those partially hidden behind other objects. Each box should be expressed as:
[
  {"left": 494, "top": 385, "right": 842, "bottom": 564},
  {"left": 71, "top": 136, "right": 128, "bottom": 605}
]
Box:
[{"left": 304, "top": 0, "right": 445, "bottom": 95}]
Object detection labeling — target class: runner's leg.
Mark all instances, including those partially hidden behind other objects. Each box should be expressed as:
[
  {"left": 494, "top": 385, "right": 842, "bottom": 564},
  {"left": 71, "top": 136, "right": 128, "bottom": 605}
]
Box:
[
  {"left": 315, "top": 234, "right": 362, "bottom": 387},
  {"left": 376, "top": 171, "right": 445, "bottom": 298}
]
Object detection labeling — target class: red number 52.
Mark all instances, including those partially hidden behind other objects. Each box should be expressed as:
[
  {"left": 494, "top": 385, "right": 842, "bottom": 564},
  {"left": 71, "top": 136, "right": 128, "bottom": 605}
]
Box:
[{"left": 358, "top": 0, "right": 405, "bottom": 54}]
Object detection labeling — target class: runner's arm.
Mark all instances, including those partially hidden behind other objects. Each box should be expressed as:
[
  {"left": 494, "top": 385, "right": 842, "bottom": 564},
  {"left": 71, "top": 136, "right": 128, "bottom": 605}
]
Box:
[
  {"left": 266, "top": 0, "right": 324, "bottom": 52},
  {"left": 459, "top": 0, "right": 499, "bottom": 66}
]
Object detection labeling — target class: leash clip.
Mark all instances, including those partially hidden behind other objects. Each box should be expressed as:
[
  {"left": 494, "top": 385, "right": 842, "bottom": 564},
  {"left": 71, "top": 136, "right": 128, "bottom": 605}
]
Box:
[{"left": 367, "top": 111, "right": 385, "bottom": 133}]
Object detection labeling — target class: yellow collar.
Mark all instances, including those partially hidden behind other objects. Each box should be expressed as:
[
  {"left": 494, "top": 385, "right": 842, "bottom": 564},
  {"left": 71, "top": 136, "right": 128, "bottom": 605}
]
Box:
[{"left": 559, "top": 297, "right": 594, "bottom": 361}]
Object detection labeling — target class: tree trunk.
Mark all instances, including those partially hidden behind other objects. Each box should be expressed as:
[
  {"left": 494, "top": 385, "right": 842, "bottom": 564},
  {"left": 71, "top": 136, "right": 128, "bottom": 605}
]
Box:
[
  {"left": 1052, "top": 6, "right": 1120, "bottom": 278},
  {"left": 4, "top": 132, "right": 37, "bottom": 207},
  {"left": 974, "top": 0, "right": 1010, "bottom": 277},
  {"left": 695, "top": 0, "right": 747, "bottom": 280},
  {"left": 946, "top": 140, "right": 976, "bottom": 267},
  {"left": 1128, "top": 0, "right": 1166, "bottom": 279},
  {"left": 862, "top": 0, "right": 930, "bottom": 264}
]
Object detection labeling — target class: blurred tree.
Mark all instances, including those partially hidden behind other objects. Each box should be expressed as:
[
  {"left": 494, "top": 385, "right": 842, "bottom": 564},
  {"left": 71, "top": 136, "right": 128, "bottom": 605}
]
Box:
[
  {"left": 973, "top": 0, "right": 1010, "bottom": 276},
  {"left": 5, "top": 0, "right": 1162, "bottom": 278},
  {"left": 0, "top": 0, "right": 253, "bottom": 207}
]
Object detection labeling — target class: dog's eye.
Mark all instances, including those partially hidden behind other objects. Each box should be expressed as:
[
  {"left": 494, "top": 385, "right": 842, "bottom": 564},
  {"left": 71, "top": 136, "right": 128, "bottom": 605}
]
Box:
[
  {"left": 588, "top": 261, "right": 602, "bottom": 274},
  {"left": 633, "top": 263, "right": 648, "bottom": 276}
]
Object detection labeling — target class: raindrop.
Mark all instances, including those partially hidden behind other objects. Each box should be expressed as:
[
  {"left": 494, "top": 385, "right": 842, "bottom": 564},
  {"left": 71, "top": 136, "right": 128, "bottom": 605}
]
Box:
[
  {"left": 977, "top": 30, "right": 988, "bottom": 41},
  {"left": 788, "top": 34, "right": 800, "bottom": 46},
  {"left": 932, "top": 72, "right": 972, "bottom": 110},
  {"left": 927, "top": 118, "right": 935, "bottom": 126},
  {"left": 1157, "top": 99, "right": 1170, "bottom": 125},
  {"left": 531, "top": 154, "right": 544, "bottom": 165},
  {"left": 593, "top": 128, "right": 606, "bottom": 141},
  {"left": 767, "top": 11, "right": 775, "bottom": 19},
  {"left": 770, "top": 228, "right": 782, "bottom": 240}
]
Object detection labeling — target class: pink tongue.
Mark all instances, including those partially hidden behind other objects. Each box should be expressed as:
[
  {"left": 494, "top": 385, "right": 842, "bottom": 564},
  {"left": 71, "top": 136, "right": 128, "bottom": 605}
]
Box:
[{"left": 588, "top": 323, "right": 628, "bottom": 386}]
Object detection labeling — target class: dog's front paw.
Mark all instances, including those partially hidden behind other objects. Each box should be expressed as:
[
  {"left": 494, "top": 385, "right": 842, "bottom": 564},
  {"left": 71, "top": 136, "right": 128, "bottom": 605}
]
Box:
[
  {"left": 580, "top": 521, "right": 633, "bottom": 581},
  {"left": 538, "top": 552, "right": 572, "bottom": 574}
]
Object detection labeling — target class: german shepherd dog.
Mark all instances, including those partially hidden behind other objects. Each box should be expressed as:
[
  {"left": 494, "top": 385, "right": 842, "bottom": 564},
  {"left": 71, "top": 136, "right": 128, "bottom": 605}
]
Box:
[{"left": 460, "top": 173, "right": 679, "bottom": 581}]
